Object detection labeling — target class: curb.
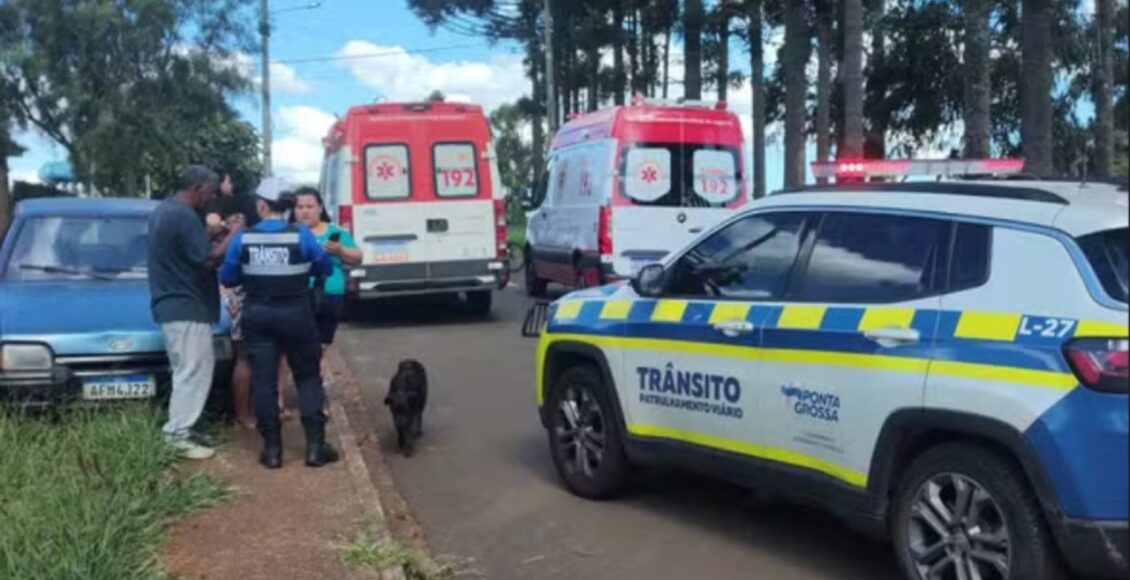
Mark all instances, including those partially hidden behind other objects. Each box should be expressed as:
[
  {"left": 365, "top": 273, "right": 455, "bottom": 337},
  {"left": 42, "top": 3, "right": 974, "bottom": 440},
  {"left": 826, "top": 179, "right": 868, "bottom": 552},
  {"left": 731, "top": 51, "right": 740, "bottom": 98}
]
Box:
[{"left": 326, "top": 350, "right": 407, "bottom": 580}]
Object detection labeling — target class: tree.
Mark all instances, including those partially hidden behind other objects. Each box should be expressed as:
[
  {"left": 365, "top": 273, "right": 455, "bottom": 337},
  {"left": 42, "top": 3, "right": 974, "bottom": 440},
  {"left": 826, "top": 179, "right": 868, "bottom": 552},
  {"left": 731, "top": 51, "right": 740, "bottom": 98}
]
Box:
[
  {"left": 962, "top": 0, "right": 992, "bottom": 158},
  {"left": 1093, "top": 0, "right": 1115, "bottom": 177},
  {"left": 144, "top": 114, "right": 262, "bottom": 198},
  {"left": 841, "top": 0, "right": 865, "bottom": 159},
  {"left": 864, "top": 0, "right": 889, "bottom": 159},
  {"left": 746, "top": 0, "right": 767, "bottom": 197},
  {"left": 1, "top": 1, "right": 25, "bottom": 227},
  {"left": 1, "top": 0, "right": 255, "bottom": 195},
  {"left": 1021, "top": 0, "right": 1054, "bottom": 176},
  {"left": 783, "top": 0, "right": 810, "bottom": 187},
  {"left": 684, "top": 0, "right": 706, "bottom": 99},
  {"left": 490, "top": 101, "right": 536, "bottom": 223},
  {"left": 815, "top": 0, "right": 834, "bottom": 181}
]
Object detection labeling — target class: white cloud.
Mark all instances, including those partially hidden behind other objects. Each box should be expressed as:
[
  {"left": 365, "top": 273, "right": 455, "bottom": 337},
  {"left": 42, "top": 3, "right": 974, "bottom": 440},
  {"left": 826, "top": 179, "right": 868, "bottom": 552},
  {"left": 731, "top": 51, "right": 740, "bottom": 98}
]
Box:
[
  {"left": 334, "top": 41, "right": 529, "bottom": 113},
  {"left": 232, "top": 53, "right": 310, "bottom": 94},
  {"left": 8, "top": 168, "right": 40, "bottom": 186},
  {"left": 271, "top": 105, "right": 336, "bottom": 185}
]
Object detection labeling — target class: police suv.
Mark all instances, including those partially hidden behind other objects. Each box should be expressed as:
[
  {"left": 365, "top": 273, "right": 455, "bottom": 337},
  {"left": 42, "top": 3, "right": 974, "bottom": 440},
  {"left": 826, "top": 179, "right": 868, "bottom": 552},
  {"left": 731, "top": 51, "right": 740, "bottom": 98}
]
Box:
[{"left": 527, "top": 161, "right": 1128, "bottom": 580}]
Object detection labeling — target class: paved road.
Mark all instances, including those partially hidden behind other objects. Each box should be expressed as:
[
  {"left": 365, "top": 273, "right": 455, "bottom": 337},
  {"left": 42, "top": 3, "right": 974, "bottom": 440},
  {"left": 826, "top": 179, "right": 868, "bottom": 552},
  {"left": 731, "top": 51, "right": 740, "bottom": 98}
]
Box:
[{"left": 337, "top": 288, "right": 900, "bottom": 580}]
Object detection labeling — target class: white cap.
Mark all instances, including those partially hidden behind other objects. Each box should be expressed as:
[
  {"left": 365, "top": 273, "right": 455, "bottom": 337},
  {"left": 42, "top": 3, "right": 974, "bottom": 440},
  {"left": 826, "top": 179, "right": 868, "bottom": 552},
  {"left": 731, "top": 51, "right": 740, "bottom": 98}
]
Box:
[{"left": 255, "top": 177, "right": 290, "bottom": 202}]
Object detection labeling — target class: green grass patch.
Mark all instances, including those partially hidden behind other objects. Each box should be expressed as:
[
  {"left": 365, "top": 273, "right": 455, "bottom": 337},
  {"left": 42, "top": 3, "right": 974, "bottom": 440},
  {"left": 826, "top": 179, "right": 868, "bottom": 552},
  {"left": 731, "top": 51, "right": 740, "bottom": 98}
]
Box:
[
  {"left": 507, "top": 223, "right": 526, "bottom": 248},
  {"left": 0, "top": 406, "right": 226, "bottom": 579},
  {"left": 339, "top": 517, "right": 453, "bottom": 580}
]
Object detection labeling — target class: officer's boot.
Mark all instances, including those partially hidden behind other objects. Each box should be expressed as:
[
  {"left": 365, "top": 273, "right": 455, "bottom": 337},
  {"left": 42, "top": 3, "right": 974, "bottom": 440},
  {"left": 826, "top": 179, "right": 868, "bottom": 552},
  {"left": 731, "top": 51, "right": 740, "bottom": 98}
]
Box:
[
  {"left": 259, "top": 425, "right": 283, "bottom": 469},
  {"left": 303, "top": 419, "right": 339, "bottom": 467}
]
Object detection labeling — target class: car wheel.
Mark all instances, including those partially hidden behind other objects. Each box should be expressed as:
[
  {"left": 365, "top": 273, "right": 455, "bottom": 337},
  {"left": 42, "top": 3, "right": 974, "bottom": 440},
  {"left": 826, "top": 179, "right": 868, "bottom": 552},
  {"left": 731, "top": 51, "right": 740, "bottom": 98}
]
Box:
[
  {"left": 892, "top": 443, "right": 1068, "bottom": 580},
  {"left": 546, "top": 365, "right": 628, "bottom": 499},
  {"left": 465, "top": 290, "right": 492, "bottom": 315},
  {"left": 525, "top": 251, "right": 547, "bottom": 297}
]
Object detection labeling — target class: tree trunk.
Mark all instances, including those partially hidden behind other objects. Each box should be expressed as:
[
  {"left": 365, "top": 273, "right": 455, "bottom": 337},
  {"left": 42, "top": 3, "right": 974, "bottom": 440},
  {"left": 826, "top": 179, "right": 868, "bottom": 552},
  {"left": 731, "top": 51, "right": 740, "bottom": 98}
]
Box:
[
  {"left": 662, "top": 24, "right": 672, "bottom": 98},
  {"left": 816, "top": 0, "right": 833, "bottom": 183},
  {"left": 784, "top": 0, "right": 809, "bottom": 188},
  {"left": 841, "top": 0, "right": 864, "bottom": 160},
  {"left": 1021, "top": 0, "right": 1054, "bottom": 176},
  {"left": 749, "top": 0, "right": 766, "bottom": 198},
  {"left": 614, "top": 3, "right": 626, "bottom": 105},
  {"left": 718, "top": 5, "right": 731, "bottom": 102},
  {"left": 0, "top": 150, "right": 10, "bottom": 233},
  {"left": 684, "top": 0, "right": 706, "bottom": 99},
  {"left": 962, "top": 0, "right": 992, "bottom": 158},
  {"left": 1093, "top": 0, "right": 1114, "bottom": 176},
  {"left": 865, "top": 0, "right": 888, "bottom": 160},
  {"left": 588, "top": 46, "right": 601, "bottom": 112}
]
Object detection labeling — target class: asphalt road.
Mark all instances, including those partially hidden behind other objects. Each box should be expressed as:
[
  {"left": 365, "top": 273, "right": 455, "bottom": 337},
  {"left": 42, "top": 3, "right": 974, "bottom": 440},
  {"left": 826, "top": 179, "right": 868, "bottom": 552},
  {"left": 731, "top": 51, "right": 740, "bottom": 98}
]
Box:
[{"left": 337, "top": 287, "right": 901, "bottom": 580}]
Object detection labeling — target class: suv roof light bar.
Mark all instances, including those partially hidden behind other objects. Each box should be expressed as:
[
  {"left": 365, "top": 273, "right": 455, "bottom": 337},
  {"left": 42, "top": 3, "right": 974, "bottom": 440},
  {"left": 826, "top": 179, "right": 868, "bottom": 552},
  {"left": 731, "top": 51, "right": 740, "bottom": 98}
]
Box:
[
  {"left": 811, "top": 158, "right": 1025, "bottom": 181},
  {"left": 629, "top": 95, "right": 727, "bottom": 111}
]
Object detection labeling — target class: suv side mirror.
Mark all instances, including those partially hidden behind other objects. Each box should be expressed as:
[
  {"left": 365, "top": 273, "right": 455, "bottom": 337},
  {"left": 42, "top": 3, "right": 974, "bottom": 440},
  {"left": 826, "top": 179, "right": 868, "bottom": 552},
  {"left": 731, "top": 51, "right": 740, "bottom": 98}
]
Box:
[{"left": 632, "top": 263, "right": 666, "bottom": 297}]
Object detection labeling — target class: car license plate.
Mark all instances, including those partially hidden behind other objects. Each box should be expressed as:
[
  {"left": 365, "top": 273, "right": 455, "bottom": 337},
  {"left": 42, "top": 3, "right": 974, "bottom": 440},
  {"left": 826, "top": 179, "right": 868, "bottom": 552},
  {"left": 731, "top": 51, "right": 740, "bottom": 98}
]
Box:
[{"left": 82, "top": 374, "right": 156, "bottom": 401}]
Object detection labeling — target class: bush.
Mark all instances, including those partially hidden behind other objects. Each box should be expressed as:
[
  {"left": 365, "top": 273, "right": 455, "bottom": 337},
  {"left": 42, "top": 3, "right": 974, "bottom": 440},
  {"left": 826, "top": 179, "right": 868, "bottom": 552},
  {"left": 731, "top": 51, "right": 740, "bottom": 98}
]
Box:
[{"left": 0, "top": 406, "right": 225, "bottom": 579}]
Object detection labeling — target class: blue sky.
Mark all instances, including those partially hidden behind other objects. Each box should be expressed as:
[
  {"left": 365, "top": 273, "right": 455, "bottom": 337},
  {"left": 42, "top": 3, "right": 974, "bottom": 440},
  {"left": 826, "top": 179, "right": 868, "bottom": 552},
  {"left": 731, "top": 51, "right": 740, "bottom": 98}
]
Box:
[{"left": 8, "top": 0, "right": 793, "bottom": 193}]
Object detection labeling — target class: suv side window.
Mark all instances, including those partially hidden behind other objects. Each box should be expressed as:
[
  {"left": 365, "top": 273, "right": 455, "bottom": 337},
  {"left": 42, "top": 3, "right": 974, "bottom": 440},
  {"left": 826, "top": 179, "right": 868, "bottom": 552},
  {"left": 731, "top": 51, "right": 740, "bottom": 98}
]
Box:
[
  {"left": 666, "top": 212, "right": 809, "bottom": 300},
  {"left": 792, "top": 212, "right": 948, "bottom": 303},
  {"left": 947, "top": 222, "right": 992, "bottom": 293}
]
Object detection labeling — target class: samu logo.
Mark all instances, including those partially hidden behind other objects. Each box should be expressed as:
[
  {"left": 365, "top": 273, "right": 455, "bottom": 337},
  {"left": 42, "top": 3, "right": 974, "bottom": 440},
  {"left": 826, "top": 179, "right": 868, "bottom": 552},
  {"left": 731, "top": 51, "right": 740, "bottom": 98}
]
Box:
[{"left": 781, "top": 384, "right": 840, "bottom": 423}]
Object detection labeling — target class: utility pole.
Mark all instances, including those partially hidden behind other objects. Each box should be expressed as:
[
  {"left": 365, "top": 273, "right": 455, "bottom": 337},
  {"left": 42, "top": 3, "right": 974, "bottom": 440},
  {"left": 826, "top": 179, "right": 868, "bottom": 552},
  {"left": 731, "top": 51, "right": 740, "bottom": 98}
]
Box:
[
  {"left": 260, "top": 0, "right": 272, "bottom": 176},
  {"left": 544, "top": 0, "right": 557, "bottom": 136}
]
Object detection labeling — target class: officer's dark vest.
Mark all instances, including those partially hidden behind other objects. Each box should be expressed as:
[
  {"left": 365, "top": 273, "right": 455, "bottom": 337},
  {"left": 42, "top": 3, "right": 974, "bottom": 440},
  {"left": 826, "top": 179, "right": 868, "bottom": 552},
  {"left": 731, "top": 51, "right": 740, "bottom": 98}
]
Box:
[{"left": 240, "top": 224, "right": 311, "bottom": 299}]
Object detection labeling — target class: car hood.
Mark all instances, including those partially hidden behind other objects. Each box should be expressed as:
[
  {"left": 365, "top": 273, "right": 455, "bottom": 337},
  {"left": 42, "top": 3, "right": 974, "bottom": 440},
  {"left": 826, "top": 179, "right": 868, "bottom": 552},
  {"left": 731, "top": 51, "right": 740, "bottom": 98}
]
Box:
[{"left": 0, "top": 281, "right": 228, "bottom": 356}]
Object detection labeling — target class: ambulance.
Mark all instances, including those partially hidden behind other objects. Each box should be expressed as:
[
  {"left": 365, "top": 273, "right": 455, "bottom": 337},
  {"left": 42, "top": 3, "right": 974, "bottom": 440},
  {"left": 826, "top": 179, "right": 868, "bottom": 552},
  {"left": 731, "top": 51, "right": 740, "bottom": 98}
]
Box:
[
  {"left": 526, "top": 159, "right": 1129, "bottom": 580},
  {"left": 522, "top": 97, "right": 747, "bottom": 295},
  {"left": 319, "top": 101, "right": 508, "bottom": 313}
]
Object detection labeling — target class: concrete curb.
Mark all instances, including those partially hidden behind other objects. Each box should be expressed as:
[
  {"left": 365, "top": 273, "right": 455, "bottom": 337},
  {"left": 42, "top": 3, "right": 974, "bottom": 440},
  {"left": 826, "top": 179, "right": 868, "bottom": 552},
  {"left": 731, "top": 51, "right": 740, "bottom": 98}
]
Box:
[{"left": 326, "top": 350, "right": 407, "bottom": 580}]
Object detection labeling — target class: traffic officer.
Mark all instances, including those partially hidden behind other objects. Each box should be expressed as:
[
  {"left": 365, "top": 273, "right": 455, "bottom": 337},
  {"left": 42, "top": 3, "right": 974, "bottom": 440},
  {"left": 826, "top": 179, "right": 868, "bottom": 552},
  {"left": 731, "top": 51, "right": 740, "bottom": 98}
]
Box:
[{"left": 220, "top": 177, "right": 338, "bottom": 469}]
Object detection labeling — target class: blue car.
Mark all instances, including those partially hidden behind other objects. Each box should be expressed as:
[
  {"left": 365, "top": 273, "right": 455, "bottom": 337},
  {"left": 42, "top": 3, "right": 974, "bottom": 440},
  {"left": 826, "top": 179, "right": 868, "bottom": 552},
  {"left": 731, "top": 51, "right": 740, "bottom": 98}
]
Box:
[{"left": 0, "top": 198, "right": 232, "bottom": 409}]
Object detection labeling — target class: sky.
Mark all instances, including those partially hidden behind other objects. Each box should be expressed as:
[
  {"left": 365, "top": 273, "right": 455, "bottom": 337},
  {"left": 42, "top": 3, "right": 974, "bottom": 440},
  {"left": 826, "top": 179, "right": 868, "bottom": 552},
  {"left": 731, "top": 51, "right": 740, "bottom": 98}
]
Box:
[{"left": 6, "top": 0, "right": 1101, "bottom": 193}]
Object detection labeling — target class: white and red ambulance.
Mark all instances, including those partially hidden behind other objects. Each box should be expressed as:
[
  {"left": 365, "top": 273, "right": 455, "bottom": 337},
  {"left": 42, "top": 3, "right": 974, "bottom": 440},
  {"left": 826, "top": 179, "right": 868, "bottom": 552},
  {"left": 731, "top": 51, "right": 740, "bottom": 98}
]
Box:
[
  {"left": 320, "top": 101, "right": 508, "bottom": 313},
  {"left": 522, "top": 97, "right": 748, "bottom": 296}
]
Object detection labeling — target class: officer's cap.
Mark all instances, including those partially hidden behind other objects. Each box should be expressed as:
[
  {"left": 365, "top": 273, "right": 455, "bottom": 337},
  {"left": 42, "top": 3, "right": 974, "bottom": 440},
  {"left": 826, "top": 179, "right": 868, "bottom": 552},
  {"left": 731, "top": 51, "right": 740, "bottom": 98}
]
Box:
[{"left": 255, "top": 177, "right": 290, "bottom": 202}]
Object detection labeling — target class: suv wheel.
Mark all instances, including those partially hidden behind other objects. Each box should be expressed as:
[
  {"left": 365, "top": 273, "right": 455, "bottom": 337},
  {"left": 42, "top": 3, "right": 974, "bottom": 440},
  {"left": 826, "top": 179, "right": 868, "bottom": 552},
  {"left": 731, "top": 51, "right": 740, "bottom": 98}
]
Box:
[
  {"left": 892, "top": 443, "right": 1067, "bottom": 580},
  {"left": 524, "top": 251, "right": 547, "bottom": 297},
  {"left": 546, "top": 365, "right": 628, "bottom": 499}
]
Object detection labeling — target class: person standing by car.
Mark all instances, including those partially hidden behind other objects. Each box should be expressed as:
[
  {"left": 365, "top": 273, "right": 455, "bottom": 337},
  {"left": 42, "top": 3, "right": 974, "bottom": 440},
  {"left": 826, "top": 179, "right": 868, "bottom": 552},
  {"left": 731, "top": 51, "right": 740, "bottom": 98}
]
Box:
[
  {"left": 220, "top": 177, "right": 338, "bottom": 469},
  {"left": 148, "top": 165, "right": 242, "bottom": 459},
  {"left": 293, "top": 186, "right": 362, "bottom": 385},
  {"left": 205, "top": 172, "right": 257, "bottom": 429}
]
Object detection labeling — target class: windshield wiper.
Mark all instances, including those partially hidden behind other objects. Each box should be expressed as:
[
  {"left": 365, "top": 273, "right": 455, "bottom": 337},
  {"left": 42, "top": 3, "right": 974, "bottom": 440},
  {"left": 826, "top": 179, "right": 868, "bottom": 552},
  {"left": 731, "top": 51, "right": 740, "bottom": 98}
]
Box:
[
  {"left": 19, "top": 264, "right": 116, "bottom": 281},
  {"left": 92, "top": 266, "right": 148, "bottom": 275}
]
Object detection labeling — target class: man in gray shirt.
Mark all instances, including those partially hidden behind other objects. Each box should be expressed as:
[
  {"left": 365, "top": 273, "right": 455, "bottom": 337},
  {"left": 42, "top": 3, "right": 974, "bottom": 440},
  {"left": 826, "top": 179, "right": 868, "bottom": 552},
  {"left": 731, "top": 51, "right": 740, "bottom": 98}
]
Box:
[{"left": 148, "top": 166, "right": 243, "bottom": 459}]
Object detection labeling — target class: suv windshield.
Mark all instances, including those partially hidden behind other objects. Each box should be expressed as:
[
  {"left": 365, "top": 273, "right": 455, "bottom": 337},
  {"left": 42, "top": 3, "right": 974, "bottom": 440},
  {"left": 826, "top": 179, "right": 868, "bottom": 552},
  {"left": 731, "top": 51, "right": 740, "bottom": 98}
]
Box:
[
  {"left": 4, "top": 216, "right": 149, "bottom": 282},
  {"left": 619, "top": 142, "right": 740, "bottom": 208},
  {"left": 1079, "top": 228, "right": 1129, "bottom": 303}
]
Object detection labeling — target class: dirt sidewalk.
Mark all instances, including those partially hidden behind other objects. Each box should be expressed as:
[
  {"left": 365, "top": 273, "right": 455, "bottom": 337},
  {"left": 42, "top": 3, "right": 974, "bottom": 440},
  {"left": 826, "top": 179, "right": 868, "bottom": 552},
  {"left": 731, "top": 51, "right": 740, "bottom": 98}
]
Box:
[{"left": 162, "top": 355, "right": 405, "bottom": 580}]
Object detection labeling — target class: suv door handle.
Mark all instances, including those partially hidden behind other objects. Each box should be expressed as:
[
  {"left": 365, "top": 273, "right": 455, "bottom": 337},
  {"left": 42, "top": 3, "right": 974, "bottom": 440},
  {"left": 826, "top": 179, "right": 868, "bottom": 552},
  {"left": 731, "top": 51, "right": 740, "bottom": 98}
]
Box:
[
  {"left": 864, "top": 327, "right": 920, "bottom": 347},
  {"left": 713, "top": 320, "right": 755, "bottom": 337}
]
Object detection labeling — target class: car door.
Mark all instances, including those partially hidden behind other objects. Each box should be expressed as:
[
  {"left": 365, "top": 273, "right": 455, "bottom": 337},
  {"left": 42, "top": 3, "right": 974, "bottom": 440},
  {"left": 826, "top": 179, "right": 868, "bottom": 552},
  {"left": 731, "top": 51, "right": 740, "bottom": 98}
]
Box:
[
  {"left": 756, "top": 210, "right": 949, "bottom": 489},
  {"left": 616, "top": 211, "right": 812, "bottom": 454}
]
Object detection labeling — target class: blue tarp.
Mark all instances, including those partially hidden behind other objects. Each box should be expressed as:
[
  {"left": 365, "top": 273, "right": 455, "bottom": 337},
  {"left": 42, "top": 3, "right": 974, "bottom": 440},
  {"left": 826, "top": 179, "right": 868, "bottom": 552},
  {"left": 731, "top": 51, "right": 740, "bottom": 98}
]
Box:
[{"left": 38, "top": 161, "right": 75, "bottom": 183}]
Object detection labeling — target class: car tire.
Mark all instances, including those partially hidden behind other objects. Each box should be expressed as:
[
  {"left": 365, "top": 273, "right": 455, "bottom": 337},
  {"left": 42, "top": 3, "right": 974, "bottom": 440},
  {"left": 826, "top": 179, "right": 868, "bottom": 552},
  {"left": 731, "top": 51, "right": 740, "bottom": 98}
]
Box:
[
  {"left": 466, "top": 290, "right": 492, "bottom": 315},
  {"left": 525, "top": 250, "right": 547, "bottom": 297},
  {"left": 546, "top": 365, "right": 628, "bottom": 500},
  {"left": 891, "top": 443, "right": 1068, "bottom": 580}
]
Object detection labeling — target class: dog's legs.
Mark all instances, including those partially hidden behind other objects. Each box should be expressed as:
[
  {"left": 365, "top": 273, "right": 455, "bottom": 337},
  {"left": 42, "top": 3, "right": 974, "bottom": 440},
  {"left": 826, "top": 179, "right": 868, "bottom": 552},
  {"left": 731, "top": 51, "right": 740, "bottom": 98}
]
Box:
[{"left": 413, "top": 413, "right": 423, "bottom": 437}]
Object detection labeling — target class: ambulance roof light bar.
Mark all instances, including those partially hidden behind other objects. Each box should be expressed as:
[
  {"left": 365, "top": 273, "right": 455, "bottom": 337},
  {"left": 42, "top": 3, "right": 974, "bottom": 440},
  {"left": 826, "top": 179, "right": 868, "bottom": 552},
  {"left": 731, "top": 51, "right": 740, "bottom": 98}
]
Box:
[
  {"left": 811, "top": 158, "right": 1026, "bottom": 181},
  {"left": 630, "top": 94, "right": 728, "bottom": 111}
]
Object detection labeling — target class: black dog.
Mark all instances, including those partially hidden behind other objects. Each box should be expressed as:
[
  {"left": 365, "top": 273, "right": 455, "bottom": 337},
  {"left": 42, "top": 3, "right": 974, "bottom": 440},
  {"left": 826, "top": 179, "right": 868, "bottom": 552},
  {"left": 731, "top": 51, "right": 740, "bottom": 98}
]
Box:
[{"left": 384, "top": 359, "right": 428, "bottom": 457}]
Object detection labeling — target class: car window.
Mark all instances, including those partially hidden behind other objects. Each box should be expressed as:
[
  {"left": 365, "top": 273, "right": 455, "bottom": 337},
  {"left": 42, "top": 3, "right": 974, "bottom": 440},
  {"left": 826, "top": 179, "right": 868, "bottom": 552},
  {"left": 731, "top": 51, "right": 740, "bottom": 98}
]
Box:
[
  {"left": 793, "top": 212, "right": 947, "bottom": 304},
  {"left": 364, "top": 144, "right": 411, "bottom": 200},
  {"left": 4, "top": 216, "right": 150, "bottom": 281},
  {"left": 1079, "top": 228, "right": 1129, "bottom": 303},
  {"left": 948, "top": 222, "right": 992, "bottom": 292},
  {"left": 433, "top": 142, "right": 479, "bottom": 198},
  {"left": 666, "top": 212, "right": 808, "bottom": 300},
  {"left": 619, "top": 142, "right": 741, "bottom": 208}
]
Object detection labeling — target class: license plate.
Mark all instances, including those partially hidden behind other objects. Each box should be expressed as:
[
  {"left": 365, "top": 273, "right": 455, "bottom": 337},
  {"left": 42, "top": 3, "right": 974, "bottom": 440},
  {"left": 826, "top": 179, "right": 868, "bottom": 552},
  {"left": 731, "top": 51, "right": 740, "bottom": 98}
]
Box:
[{"left": 82, "top": 374, "right": 156, "bottom": 401}]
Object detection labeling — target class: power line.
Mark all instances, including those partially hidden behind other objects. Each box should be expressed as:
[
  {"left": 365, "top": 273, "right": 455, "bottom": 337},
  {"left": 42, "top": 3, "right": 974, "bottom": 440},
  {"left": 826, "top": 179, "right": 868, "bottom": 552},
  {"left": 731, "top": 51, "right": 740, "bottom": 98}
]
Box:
[{"left": 272, "top": 42, "right": 494, "bottom": 65}]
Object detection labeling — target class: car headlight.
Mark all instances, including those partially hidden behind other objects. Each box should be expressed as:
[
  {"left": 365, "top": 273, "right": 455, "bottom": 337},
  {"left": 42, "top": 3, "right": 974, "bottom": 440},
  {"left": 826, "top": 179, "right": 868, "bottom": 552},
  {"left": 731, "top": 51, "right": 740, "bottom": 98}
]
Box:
[{"left": 0, "top": 343, "right": 55, "bottom": 371}]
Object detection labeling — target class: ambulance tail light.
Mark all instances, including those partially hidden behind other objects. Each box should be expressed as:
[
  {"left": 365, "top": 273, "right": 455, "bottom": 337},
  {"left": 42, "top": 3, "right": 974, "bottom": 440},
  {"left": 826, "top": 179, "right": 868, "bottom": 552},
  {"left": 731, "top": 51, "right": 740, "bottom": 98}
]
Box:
[
  {"left": 493, "top": 199, "right": 508, "bottom": 258},
  {"left": 598, "top": 205, "right": 613, "bottom": 257},
  {"left": 338, "top": 205, "right": 354, "bottom": 235},
  {"left": 810, "top": 158, "right": 1025, "bottom": 181},
  {"left": 1064, "top": 338, "right": 1129, "bottom": 393}
]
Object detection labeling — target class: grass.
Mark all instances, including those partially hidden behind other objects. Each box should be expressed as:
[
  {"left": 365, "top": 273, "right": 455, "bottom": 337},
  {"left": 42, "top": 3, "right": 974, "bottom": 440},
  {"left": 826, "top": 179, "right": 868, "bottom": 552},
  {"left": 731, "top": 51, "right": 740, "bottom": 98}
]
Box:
[
  {"left": 0, "top": 405, "right": 226, "bottom": 580},
  {"left": 339, "top": 517, "right": 453, "bottom": 580},
  {"left": 507, "top": 223, "right": 526, "bottom": 248}
]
